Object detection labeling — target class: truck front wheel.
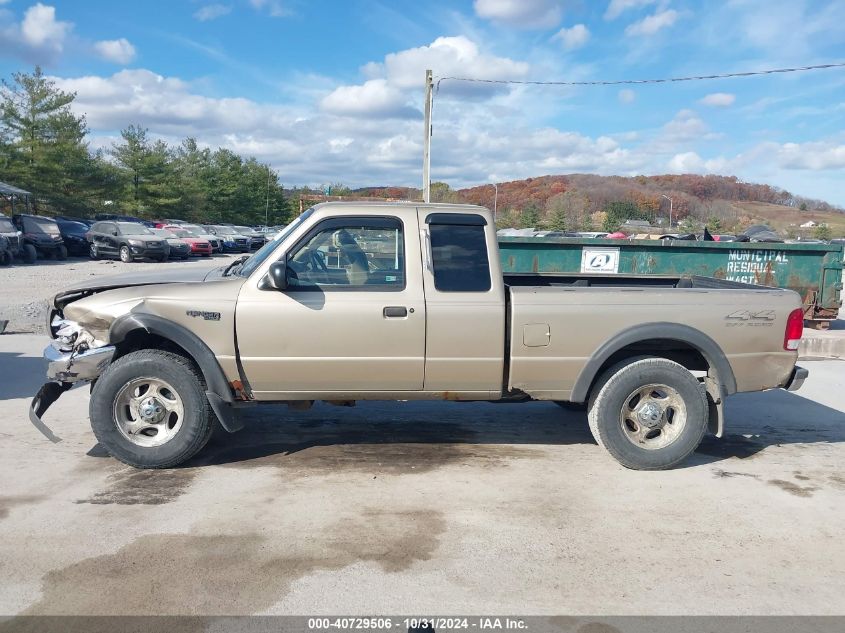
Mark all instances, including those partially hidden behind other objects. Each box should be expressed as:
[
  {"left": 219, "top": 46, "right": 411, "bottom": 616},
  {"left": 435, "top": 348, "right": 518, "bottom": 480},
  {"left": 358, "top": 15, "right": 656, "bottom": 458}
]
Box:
[
  {"left": 89, "top": 350, "right": 215, "bottom": 468},
  {"left": 23, "top": 243, "right": 37, "bottom": 263},
  {"left": 587, "top": 358, "right": 708, "bottom": 470}
]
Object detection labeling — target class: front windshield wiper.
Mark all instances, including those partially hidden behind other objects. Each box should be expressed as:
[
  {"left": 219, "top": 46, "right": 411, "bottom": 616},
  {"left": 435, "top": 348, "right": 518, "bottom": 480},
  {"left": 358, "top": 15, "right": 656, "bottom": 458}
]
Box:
[{"left": 223, "top": 255, "right": 249, "bottom": 277}]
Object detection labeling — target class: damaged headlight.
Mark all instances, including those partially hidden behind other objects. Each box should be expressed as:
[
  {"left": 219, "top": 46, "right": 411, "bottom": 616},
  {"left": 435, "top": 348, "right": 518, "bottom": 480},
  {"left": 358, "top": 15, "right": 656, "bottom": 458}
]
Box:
[{"left": 50, "top": 316, "right": 108, "bottom": 353}]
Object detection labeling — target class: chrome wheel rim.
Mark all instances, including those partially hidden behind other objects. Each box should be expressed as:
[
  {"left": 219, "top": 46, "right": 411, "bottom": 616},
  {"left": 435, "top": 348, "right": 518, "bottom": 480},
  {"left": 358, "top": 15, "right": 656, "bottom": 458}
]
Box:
[
  {"left": 120, "top": 247, "right": 130, "bottom": 262},
  {"left": 89, "top": 244, "right": 97, "bottom": 258},
  {"left": 113, "top": 377, "right": 184, "bottom": 447},
  {"left": 619, "top": 383, "right": 686, "bottom": 450}
]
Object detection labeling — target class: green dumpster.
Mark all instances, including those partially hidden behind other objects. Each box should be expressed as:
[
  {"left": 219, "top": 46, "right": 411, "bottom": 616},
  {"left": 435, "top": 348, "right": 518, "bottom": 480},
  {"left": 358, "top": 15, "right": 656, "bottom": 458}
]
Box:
[{"left": 498, "top": 237, "right": 844, "bottom": 324}]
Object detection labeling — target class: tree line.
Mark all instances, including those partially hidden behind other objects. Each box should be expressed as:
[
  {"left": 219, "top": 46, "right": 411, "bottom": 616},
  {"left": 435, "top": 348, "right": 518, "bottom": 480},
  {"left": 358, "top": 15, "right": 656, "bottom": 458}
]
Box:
[{"left": 0, "top": 68, "right": 293, "bottom": 225}]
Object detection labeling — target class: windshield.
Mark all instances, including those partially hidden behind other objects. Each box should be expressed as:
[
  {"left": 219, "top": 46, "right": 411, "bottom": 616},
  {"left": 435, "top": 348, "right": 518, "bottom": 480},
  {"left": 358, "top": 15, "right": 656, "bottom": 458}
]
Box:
[
  {"left": 117, "top": 222, "right": 153, "bottom": 235},
  {"left": 0, "top": 218, "right": 15, "bottom": 232},
  {"left": 180, "top": 225, "right": 205, "bottom": 236},
  {"left": 236, "top": 209, "right": 313, "bottom": 277},
  {"left": 60, "top": 221, "right": 88, "bottom": 234},
  {"left": 234, "top": 226, "right": 253, "bottom": 235},
  {"left": 214, "top": 225, "right": 239, "bottom": 236},
  {"left": 152, "top": 229, "right": 176, "bottom": 238},
  {"left": 169, "top": 229, "right": 192, "bottom": 238},
  {"left": 24, "top": 217, "right": 60, "bottom": 234}
]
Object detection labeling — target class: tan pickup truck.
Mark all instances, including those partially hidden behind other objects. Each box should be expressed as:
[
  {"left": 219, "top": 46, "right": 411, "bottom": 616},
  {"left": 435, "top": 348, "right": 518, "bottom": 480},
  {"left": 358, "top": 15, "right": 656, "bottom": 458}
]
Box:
[{"left": 31, "top": 202, "right": 808, "bottom": 470}]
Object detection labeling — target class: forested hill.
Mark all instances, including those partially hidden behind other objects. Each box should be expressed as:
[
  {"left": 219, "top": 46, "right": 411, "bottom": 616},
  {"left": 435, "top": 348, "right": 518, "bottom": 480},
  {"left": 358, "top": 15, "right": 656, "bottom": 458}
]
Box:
[{"left": 358, "top": 174, "right": 844, "bottom": 235}]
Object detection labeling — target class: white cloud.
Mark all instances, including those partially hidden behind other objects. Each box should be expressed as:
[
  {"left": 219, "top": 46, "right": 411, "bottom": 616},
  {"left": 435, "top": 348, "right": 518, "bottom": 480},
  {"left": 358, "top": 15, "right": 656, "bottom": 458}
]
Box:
[
  {"left": 776, "top": 141, "right": 845, "bottom": 171},
  {"left": 618, "top": 88, "right": 636, "bottom": 104},
  {"left": 604, "top": 0, "right": 657, "bottom": 20},
  {"left": 249, "top": 0, "right": 291, "bottom": 17},
  {"left": 473, "top": 0, "right": 563, "bottom": 29},
  {"left": 625, "top": 9, "right": 678, "bottom": 36},
  {"left": 699, "top": 92, "right": 736, "bottom": 107},
  {"left": 661, "top": 109, "right": 708, "bottom": 142},
  {"left": 0, "top": 1, "right": 72, "bottom": 61},
  {"left": 320, "top": 79, "right": 419, "bottom": 119},
  {"left": 94, "top": 38, "right": 136, "bottom": 64},
  {"left": 667, "top": 151, "right": 705, "bottom": 173},
  {"left": 551, "top": 24, "right": 590, "bottom": 50},
  {"left": 380, "top": 36, "right": 530, "bottom": 91},
  {"left": 193, "top": 3, "right": 232, "bottom": 21},
  {"left": 21, "top": 2, "right": 70, "bottom": 47}
]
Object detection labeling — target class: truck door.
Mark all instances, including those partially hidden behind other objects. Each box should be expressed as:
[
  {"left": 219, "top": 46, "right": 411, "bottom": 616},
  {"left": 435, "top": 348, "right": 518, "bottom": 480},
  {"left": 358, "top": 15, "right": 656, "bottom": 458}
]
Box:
[
  {"left": 418, "top": 210, "right": 506, "bottom": 396},
  {"left": 235, "top": 210, "right": 426, "bottom": 398}
]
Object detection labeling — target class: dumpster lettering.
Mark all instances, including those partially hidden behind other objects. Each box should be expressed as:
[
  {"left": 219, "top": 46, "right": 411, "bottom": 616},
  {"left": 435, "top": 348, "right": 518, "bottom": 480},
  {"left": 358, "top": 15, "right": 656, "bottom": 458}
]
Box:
[{"left": 725, "top": 250, "right": 789, "bottom": 284}]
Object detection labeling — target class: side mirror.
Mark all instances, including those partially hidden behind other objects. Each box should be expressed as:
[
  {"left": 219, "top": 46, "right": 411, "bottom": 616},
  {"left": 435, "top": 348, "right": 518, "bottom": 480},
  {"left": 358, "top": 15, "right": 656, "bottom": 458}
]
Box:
[{"left": 261, "top": 260, "right": 288, "bottom": 291}]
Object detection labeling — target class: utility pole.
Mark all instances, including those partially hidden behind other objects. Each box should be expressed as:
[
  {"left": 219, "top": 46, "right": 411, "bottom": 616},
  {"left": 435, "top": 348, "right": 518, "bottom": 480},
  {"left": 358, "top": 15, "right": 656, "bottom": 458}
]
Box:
[
  {"left": 661, "top": 194, "right": 673, "bottom": 228},
  {"left": 265, "top": 167, "right": 272, "bottom": 226},
  {"left": 422, "top": 69, "right": 433, "bottom": 203}
]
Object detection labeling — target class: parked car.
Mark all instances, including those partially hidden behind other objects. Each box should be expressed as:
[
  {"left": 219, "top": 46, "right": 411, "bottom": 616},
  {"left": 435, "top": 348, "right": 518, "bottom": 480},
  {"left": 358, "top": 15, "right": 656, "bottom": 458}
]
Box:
[
  {"left": 232, "top": 225, "right": 266, "bottom": 250},
  {"left": 0, "top": 214, "right": 24, "bottom": 263},
  {"left": 56, "top": 219, "right": 90, "bottom": 256},
  {"left": 204, "top": 225, "right": 250, "bottom": 252},
  {"left": 160, "top": 225, "right": 212, "bottom": 257},
  {"left": 86, "top": 221, "right": 169, "bottom": 262},
  {"left": 177, "top": 224, "right": 223, "bottom": 253},
  {"left": 151, "top": 229, "right": 191, "bottom": 260},
  {"left": 13, "top": 214, "right": 66, "bottom": 261}
]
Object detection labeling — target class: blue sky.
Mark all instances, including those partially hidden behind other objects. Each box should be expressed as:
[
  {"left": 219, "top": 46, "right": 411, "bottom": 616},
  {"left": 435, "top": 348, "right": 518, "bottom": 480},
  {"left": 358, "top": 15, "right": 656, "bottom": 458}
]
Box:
[{"left": 1, "top": 0, "right": 844, "bottom": 204}]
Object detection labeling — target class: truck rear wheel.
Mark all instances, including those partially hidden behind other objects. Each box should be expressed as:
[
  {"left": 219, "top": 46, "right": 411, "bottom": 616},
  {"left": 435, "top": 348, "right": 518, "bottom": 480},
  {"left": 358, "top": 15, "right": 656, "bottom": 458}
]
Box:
[
  {"left": 587, "top": 357, "right": 708, "bottom": 470},
  {"left": 89, "top": 350, "right": 215, "bottom": 468}
]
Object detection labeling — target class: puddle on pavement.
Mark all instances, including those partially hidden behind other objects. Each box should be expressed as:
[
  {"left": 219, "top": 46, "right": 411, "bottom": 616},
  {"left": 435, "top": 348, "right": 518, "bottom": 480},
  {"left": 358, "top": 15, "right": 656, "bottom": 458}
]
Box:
[
  {"left": 0, "top": 495, "right": 42, "bottom": 521},
  {"left": 74, "top": 468, "right": 198, "bottom": 505},
  {"left": 767, "top": 479, "right": 819, "bottom": 498},
  {"left": 19, "top": 508, "right": 446, "bottom": 616}
]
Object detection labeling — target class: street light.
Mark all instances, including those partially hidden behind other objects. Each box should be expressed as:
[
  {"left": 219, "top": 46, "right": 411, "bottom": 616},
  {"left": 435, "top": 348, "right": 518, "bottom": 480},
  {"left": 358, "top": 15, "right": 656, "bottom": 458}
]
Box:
[
  {"left": 490, "top": 182, "right": 498, "bottom": 220},
  {"left": 661, "top": 194, "right": 673, "bottom": 228}
]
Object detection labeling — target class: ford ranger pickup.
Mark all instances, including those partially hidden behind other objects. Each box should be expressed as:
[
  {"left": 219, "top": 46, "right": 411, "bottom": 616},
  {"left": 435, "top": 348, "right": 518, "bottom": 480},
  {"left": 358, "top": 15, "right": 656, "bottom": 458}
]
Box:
[{"left": 30, "top": 202, "right": 808, "bottom": 470}]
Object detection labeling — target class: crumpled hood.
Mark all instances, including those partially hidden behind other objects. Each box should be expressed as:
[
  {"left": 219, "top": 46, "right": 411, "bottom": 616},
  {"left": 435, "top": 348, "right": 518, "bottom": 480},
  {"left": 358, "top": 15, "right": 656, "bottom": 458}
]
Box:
[{"left": 54, "top": 265, "right": 223, "bottom": 308}]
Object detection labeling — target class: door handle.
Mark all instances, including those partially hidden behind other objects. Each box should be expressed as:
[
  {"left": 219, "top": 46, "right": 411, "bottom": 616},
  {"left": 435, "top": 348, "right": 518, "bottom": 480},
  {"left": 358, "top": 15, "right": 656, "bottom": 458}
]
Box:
[{"left": 383, "top": 306, "right": 408, "bottom": 318}]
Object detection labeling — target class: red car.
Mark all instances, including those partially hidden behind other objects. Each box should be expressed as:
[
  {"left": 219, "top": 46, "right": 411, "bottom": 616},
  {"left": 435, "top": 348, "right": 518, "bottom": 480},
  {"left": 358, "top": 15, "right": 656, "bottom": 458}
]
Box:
[{"left": 161, "top": 225, "right": 212, "bottom": 256}]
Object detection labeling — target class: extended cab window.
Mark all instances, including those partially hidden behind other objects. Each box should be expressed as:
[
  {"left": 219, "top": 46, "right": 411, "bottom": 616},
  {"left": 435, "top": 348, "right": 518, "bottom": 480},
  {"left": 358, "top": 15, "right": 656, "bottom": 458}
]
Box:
[
  {"left": 287, "top": 217, "right": 404, "bottom": 290},
  {"left": 428, "top": 214, "right": 491, "bottom": 292}
]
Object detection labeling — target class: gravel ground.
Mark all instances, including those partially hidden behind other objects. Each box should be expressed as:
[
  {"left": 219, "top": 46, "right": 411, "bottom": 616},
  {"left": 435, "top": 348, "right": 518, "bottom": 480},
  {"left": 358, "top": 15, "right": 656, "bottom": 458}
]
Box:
[{"left": 0, "top": 254, "right": 238, "bottom": 334}]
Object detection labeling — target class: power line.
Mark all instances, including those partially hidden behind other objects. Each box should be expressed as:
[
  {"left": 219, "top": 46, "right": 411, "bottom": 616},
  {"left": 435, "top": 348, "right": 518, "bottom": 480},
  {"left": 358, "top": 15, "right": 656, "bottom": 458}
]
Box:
[{"left": 434, "top": 62, "right": 845, "bottom": 93}]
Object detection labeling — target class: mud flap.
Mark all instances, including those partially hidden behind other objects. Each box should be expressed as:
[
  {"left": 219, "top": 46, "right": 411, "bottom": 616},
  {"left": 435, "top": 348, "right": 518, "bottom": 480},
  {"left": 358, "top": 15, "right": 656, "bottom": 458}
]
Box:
[{"left": 29, "top": 381, "right": 72, "bottom": 443}]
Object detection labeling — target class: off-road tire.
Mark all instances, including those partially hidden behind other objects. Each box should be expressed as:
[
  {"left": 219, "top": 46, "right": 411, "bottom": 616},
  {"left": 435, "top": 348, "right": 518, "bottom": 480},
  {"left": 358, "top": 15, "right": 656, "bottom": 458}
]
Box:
[
  {"left": 57, "top": 245, "right": 68, "bottom": 261},
  {"left": 90, "top": 350, "right": 215, "bottom": 468},
  {"left": 119, "top": 245, "right": 132, "bottom": 263},
  {"left": 587, "top": 357, "right": 708, "bottom": 470},
  {"left": 23, "top": 243, "right": 37, "bottom": 264}
]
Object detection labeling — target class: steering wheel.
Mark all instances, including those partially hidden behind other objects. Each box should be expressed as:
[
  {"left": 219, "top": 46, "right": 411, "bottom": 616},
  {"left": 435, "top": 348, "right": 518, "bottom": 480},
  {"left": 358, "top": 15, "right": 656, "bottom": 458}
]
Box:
[{"left": 309, "top": 249, "right": 329, "bottom": 272}]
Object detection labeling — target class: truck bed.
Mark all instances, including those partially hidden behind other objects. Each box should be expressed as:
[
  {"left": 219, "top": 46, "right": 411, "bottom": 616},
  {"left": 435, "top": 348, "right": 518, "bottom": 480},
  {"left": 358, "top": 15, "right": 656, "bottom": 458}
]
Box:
[{"left": 504, "top": 276, "right": 800, "bottom": 401}]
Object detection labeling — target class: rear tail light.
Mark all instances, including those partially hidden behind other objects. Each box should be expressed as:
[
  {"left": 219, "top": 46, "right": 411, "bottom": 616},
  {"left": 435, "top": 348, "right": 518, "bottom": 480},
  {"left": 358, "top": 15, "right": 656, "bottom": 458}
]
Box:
[{"left": 784, "top": 308, "right": 804, "bottom": 351}]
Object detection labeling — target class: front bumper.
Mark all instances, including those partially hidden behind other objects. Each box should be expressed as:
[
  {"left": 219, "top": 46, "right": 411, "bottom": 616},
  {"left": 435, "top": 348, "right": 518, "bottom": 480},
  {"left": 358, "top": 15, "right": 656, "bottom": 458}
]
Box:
[
  {"left": 45, "top": 343, "right": 116, "bottom": 383},
  {"left": 29, "top": 344, "right": 116, "bottom": 441},
  {"left": 784, "top": 365, "right": 809, "bottom": 392}
]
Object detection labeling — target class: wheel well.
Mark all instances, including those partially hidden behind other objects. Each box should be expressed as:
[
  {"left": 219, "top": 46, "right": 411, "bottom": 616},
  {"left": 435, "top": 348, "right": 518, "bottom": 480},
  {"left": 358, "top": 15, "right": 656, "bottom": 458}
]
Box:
[
  {"left": 113, "top": 329, "right": 194, "bottom": 364},
  {"left": 586, "top": 339, "right": 710, "bottom": 400}
]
